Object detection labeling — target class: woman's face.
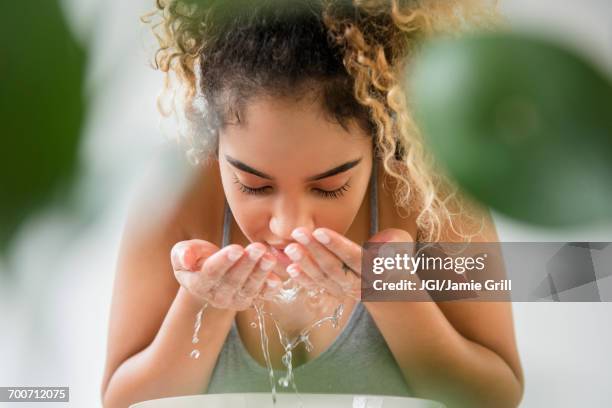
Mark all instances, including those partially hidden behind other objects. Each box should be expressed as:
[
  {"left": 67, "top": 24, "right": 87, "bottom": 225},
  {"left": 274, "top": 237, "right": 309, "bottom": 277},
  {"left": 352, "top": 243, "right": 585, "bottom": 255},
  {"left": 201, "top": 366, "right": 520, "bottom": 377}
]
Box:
[{"left": 217, "top": 95, "right": 373, "bottom": 265}]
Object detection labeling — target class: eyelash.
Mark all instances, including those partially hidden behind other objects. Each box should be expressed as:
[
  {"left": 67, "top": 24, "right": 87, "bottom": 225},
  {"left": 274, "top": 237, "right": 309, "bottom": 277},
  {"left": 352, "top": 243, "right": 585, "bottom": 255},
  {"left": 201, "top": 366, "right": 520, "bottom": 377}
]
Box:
[{"left": 232, "top": 175, "right": 351, "bottom": 199}]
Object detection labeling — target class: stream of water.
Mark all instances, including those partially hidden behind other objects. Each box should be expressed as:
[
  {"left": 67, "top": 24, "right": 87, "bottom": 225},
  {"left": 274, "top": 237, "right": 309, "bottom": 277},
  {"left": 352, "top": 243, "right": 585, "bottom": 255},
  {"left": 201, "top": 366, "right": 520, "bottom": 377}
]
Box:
[{"left": 189, "top": 279, "right": 346, "bottom": 407}]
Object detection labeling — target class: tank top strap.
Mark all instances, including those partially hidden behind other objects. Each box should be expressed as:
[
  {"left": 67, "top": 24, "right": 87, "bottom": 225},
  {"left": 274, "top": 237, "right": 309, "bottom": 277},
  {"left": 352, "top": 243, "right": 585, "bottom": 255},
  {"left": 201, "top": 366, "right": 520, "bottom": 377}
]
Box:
[
  {"left": 369, "top": 158, "right": 379, "bottom": 237},
  {"left": 221, "top": 158, "right": 379, "bottom": 247},
  {"left": 222, "top": 198, "right": 232, "bottom": 248}
]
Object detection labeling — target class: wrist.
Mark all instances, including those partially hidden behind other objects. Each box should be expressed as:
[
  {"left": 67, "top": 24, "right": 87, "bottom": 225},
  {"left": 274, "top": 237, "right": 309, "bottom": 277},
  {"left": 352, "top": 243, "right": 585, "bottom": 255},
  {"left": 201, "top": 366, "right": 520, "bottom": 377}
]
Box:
[{"left": 176, "top": 286, "right": 237, "bottom": 320}]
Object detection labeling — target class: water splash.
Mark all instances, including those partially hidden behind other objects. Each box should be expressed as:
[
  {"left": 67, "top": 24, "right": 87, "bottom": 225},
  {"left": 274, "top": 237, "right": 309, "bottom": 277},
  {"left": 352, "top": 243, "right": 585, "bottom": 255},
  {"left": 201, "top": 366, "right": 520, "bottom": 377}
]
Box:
[
  {"left": 253, "top": 301, "right": 278, "bottom": 404},
  {"left": 188, "top": 285, "right": 347, "bottom": 407},
  {"left": 268, "top": 300, "right": 344, "bottom": 406},
  {"left": 190, "top": 303, "right": 208, "bottom": 359},
  {"left": 274, "top": 278, "right": 300, "bottom": 303}
]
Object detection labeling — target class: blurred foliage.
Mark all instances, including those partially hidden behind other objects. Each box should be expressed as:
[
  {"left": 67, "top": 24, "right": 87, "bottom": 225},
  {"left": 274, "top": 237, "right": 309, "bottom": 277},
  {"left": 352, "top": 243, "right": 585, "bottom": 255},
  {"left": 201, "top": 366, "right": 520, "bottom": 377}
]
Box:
[
  {"left": 408, "top": 31, "right": 612, "bottom": 227},
  {"left": 0, "top": 1, "right": 86, "bottom": 254}
]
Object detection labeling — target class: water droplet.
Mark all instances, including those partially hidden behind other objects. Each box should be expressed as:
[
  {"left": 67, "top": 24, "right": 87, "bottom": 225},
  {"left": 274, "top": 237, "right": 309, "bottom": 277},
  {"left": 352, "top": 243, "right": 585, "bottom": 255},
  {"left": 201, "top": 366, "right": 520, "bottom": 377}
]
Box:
[
  {"left": 189, "top": 303, "right": 207, "bottom": 356},
  {"left": 250, "top": 322, "right": 257, "bottom": 329},
  {"left": 299, "top": 334, "right": 314, "bottom": 353},
  {"left": 190, "top": 349, "right": 200, "bottom": 359}
]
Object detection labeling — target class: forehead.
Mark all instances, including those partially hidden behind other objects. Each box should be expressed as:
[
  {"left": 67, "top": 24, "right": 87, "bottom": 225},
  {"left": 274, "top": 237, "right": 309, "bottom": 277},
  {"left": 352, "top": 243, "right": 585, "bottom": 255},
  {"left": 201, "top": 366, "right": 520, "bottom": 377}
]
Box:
[{"left": 219, "top": 96, "right": 370, "bottom": 163}]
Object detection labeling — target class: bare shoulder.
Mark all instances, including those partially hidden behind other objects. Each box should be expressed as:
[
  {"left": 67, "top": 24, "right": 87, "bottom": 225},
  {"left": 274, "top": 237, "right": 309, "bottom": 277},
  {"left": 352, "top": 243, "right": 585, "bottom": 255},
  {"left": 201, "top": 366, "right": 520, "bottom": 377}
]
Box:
[{"left": 101, "top": 149, "right": 224, "bottom": 394}]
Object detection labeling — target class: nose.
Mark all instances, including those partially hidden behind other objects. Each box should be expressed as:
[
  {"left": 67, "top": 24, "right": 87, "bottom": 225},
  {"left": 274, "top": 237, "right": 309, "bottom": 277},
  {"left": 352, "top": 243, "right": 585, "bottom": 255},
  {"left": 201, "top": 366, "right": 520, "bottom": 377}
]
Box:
[{"left": 269, "top": 197, "right": 315, "bottom": 242}]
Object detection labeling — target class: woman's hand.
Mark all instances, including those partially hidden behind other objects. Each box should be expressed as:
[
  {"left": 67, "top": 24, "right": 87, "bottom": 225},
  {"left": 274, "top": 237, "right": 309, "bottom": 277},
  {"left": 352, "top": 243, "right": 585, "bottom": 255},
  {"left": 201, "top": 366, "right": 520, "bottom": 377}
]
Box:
[
  {"left": 282, "top": 227, "right": 362, "bottom": 300},
  {"left": 283, "top": 227, "right": 414, "bottom": 301},
  {"left": 170, "top": 240, "right": 281, "bottom": 310}
]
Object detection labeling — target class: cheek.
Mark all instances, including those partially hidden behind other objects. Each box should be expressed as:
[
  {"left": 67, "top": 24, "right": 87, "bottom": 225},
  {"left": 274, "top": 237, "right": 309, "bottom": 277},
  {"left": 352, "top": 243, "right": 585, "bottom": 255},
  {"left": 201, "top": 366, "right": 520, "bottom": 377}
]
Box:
[
  {"left": 222, "top": 189, "right": 269, "bottom": 239},
  {"left": 320, "top": 212, "right": 353, "bottom": 233},
  {"left": 323, "top": 172, "right": 372, "bottom": 233},
  {"left": 312, "top": 198, "right": 364, "bottom": 235}
]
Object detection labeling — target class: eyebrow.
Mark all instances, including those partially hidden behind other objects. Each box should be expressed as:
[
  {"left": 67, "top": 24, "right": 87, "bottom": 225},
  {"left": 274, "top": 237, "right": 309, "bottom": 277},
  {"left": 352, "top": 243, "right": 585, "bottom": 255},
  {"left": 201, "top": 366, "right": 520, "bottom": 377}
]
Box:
[{"left": 225, "top": 154, "right": 363, "bottom": 182}]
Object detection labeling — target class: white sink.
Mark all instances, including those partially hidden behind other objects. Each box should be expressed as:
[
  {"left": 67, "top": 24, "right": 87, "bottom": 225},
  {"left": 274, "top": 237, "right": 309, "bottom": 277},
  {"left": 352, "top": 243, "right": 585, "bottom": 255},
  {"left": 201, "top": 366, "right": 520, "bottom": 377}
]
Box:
[{"left": 130, "top": 393, "right": 446, "bottom": 408}]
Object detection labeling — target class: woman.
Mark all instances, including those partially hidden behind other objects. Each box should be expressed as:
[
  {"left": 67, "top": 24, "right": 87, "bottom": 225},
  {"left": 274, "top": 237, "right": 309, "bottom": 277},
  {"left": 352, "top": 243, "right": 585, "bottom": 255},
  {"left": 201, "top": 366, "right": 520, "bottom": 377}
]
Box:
[{"left": 101, "top": 1, "right": 524, "bottom": 407}]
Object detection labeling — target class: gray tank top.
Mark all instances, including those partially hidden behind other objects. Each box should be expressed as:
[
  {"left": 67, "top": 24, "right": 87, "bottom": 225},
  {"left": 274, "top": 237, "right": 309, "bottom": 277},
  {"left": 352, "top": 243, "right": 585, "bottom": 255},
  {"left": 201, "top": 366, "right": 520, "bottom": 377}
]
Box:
[{"left": 206, "top": 162, "right": 413, "bottom": 396}]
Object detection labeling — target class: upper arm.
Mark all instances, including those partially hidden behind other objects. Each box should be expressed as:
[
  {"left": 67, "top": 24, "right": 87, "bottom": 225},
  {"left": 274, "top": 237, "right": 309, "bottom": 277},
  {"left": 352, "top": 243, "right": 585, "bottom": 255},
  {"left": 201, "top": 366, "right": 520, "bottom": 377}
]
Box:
[
  {"left": 101, "top": 143, "right": 228, "bottom": 391},
  {"left": 435, "top": 203, "right": 525, "bottom": 389},
  {"left": 100, "top": 148, "right": 224, "bottom": 399},
  {"left": 100, "top": 199, "right": 185, "bottom": 397},
  {"left": 381, "top": 175, "right": 524, "bottom": 388}
]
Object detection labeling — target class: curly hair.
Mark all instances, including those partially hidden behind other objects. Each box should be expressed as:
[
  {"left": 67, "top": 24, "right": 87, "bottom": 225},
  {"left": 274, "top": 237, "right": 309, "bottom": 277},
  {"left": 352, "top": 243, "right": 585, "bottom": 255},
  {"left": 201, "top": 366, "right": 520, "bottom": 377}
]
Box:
[{"left": 142, "top": 0, "right": 501, "bottom": 242}]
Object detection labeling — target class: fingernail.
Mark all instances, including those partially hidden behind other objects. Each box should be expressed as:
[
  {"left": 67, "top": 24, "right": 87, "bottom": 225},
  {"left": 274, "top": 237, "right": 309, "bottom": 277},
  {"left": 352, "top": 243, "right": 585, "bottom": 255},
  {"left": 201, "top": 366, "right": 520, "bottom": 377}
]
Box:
[
  {"left": 247, "top": 246, "right": 265, "bottom": 261},
  {"left": 171, "top": 243, "right": 189, "bottom": 269},
  {"left": 260, "top": 257, "right": 276, "bottom": 271},
  {"left": 284, "top": 245, "right": 302, "bottom": 261},
  {"left": 291, "top": 229, "right": 310, "bottom": 245},
  {"left": 227, "top": 247, "right": 243, "bottom": 262},
  {"left": 267, "top": 279, "right": 280, "bottom": 287},
  {"left": 287, "top": 265, "right": 299, "bottom": 278},
  {"left": 313, "top": 229, "right": 330, "bottom": 244}
]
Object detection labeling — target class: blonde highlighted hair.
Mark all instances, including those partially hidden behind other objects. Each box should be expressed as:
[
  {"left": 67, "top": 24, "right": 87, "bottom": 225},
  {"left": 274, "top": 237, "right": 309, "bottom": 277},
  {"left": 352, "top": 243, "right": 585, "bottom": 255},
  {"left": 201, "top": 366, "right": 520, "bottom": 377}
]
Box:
[{"left": 142, "top": 0, "right": 501, "bottom": 242}]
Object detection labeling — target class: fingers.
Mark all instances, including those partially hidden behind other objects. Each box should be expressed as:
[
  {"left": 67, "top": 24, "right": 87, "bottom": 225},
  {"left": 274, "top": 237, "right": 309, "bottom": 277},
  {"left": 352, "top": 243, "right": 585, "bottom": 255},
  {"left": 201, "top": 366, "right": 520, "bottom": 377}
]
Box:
[
  {"left": 291, "top": 228, "right": 359, "bottom": 289},
  {"left": 172, "top": 239, "right": 286, "bottom": 310},
  {"left": 284, "top": 243, "right": 345, "bottom": 297},
  {"left": 209, "top": 244, "right": 280, "bottom": 309},
  {"left": 172, "top": 240, "right": 221, "bottom": 297},
  {"left": 215, "top": 243, "right": 266, "bottom": 293},
  {"left": 209, "top": 244, "right": 266, "bottom": 308},
  {"left": 285, "top": 263, "right": 317, "bottom": 291},
  {"left": 173, "top": 234, "right": 369, "bottom": 309},
  {"left": 311, "top": 227, "right": 363, "bottom": 273},
  {"left": 177, "top": 244, "right": 244, "bottom": 301},
  {"left": 259, "top": 273, "right": 284, "bottom": 301},
  {"left": 171, "top": 239, "right": 218, "bottom": 271},
  {"left": 238, "top": 256, "right": 277, "bottom": 299},
  {"left": 200, "top": 244, "right": 245, "bottom": 287}
]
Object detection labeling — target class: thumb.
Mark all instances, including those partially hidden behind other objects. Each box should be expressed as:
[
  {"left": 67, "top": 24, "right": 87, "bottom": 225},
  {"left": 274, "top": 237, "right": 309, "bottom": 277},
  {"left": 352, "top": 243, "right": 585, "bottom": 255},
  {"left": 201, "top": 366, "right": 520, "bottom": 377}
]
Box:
[
  {"left": 367, "top": 228, "right": 417, "bottom": 269},
  {"left": 171, "top": 239, "right": 219, "bottom": 271}
]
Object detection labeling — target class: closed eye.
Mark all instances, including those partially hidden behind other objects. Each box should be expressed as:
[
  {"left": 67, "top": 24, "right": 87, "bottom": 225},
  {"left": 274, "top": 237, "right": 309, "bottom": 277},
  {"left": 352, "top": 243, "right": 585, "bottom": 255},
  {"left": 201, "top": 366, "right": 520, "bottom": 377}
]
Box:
[{"left": 232, "top": 175, "right": 351, "bottom": 199}]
